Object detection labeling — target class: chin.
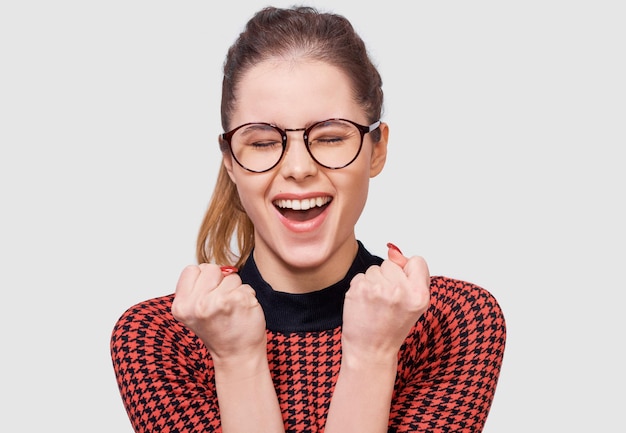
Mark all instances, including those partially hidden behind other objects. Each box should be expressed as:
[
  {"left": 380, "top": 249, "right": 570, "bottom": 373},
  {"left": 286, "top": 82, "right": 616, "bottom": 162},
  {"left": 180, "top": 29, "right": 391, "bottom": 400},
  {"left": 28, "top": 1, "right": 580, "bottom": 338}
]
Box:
[
  {"left": 279, "top": 234, "right": 355, "bottom": 270},
  {"left": 280, "top": 243, "right": 330, "bottom": 269}
]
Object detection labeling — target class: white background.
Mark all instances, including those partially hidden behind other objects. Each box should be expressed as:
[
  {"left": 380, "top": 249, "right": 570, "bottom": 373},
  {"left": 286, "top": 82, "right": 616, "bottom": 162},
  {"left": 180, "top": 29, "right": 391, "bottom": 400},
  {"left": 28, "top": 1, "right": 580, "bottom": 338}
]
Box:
[{"left": 1, "top": 1, "right": 624, "bottom": 431}]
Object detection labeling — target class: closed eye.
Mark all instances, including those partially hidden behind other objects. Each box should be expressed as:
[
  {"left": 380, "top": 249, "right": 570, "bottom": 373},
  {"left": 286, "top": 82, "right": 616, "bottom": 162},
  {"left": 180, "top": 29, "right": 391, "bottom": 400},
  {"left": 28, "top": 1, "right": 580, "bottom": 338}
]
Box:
[{"left": 248, "top": 140, "right": 282, "bottom": 149}]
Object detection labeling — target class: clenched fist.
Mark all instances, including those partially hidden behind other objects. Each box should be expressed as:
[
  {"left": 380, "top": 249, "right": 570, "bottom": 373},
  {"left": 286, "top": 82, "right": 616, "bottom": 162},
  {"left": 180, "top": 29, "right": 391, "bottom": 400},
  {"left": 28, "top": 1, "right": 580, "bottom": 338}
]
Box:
[
  {"left": 341, "top": 243, "right": 430, "bottom": 364},
  {"left": 171, "top": 263, "right": 267, "bottom": 363}
]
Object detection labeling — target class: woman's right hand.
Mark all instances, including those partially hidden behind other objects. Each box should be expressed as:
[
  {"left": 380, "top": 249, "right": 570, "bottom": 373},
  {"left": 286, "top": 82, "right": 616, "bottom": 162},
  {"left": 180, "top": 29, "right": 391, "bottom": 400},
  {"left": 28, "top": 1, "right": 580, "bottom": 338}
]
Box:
[{"left": 171, "top": 264, "right": 267, "bottom": 363}]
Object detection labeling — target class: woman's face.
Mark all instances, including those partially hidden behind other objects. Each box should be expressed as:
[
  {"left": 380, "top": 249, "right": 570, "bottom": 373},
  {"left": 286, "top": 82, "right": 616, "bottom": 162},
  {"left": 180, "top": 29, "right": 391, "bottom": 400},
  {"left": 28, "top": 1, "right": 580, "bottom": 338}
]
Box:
[{"left": 223, "top": 59, "right": 388, "bottom": 288}]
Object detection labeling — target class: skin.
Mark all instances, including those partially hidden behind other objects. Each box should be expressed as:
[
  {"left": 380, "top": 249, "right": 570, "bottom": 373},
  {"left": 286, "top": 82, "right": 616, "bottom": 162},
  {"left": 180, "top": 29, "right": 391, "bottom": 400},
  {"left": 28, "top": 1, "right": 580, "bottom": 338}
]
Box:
[
  {"left": 172, "top": 59, "right": 431, "bottom": 433},
  {"left": 224, "top": 59, "right": 388, "bottom": 294}
]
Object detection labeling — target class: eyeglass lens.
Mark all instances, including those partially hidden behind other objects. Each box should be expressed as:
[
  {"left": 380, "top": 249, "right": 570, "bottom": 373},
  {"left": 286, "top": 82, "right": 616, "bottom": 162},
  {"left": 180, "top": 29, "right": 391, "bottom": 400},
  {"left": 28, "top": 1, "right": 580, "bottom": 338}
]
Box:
[{"left": 230, "top": 119, "right": 363, "bottom": 172}]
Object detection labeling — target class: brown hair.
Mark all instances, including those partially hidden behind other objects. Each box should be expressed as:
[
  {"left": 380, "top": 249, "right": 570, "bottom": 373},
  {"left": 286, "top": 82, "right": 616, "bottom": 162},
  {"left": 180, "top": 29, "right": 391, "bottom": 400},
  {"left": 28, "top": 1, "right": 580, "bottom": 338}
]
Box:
[{"left": 196, "top": 6, "right": 384, "bottom": 267}]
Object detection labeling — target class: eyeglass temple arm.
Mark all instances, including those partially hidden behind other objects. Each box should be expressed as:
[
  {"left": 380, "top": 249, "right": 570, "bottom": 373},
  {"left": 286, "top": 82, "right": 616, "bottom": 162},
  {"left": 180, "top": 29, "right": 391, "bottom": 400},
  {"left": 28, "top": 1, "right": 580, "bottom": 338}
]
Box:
[{"left": 368, "top": 120, "right": 381, "bottom": 132}]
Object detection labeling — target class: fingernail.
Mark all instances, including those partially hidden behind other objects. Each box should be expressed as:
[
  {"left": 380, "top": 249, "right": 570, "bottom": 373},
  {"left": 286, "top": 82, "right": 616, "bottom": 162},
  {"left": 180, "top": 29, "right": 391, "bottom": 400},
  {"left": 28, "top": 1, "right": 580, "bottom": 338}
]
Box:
[
  {"left": 220, "top": 265, "right": 238, "bottom": 275},
  {"left": 386, "top": 242, "right": 403, "bottom": 254}
]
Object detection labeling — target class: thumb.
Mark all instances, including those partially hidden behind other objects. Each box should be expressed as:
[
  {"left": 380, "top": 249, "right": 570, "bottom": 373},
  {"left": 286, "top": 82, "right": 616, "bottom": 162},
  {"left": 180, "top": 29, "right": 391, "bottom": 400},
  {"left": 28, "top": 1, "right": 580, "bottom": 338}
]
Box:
[{"left": 387, "top": 242, "right": 408, "bottom": 269}]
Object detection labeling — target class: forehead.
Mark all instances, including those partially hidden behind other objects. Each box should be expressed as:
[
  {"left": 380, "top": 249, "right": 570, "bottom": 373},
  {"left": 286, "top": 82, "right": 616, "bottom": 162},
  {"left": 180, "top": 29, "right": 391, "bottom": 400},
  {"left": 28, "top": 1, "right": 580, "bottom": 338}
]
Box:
[{"left": 231, "top": 59, "right": 364, "bottom": 126}]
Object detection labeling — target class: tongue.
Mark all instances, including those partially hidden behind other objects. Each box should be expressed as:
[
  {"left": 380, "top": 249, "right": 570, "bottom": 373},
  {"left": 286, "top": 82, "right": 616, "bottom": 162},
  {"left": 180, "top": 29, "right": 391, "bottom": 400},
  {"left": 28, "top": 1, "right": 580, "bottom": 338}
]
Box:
[{"left": 282, "top": 206, "right": 325, "bottom": 222}]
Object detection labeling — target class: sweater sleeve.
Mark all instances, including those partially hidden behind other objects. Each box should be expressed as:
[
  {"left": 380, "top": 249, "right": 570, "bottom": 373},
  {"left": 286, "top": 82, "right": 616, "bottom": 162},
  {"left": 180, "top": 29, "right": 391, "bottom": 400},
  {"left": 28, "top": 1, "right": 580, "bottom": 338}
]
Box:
[
  {"left": 388, "top": 277, "right": 507, "bottom": 432},
  {"left": 110, "top": 295, "right": 222, "bottom": 433}
]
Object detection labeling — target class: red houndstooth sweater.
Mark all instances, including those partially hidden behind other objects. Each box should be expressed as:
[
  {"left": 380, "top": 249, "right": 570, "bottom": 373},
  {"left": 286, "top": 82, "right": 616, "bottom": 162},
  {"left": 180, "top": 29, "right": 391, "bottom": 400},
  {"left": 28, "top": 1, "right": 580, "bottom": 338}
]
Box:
[{"left": 110, "top": 242, "right": 506, "bottom": 432}]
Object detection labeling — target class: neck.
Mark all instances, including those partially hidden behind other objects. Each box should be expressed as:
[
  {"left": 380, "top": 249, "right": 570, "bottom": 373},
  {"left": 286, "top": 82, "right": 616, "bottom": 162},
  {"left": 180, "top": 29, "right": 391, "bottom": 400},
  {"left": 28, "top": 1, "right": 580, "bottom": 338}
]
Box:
[{"left": 253, "top": 238, "right": 359, "bottom": 294}]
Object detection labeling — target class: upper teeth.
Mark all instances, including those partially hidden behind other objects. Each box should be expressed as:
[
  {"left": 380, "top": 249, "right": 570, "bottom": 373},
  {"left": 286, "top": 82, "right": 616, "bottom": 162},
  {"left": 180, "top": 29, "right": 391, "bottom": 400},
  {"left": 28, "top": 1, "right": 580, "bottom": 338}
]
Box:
[{"left": 274, "top": 197, "right": 331, "bottom": 210}]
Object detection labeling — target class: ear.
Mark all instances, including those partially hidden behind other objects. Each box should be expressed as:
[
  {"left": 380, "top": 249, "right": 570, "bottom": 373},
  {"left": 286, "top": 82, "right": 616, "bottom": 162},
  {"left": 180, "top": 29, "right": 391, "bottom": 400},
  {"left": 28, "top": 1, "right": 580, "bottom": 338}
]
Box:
[
  {"left": 219, "top": 134, "right": 236, "bottom": 182},
  {"left": 369, "top": 122, "right": 389, "bottom": 178}
]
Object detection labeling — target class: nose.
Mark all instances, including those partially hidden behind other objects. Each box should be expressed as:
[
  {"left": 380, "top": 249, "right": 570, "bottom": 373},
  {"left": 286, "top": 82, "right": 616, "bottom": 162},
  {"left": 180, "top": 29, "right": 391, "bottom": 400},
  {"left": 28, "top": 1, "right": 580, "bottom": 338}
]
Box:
[{"left": 278, "top": 130, "right": 318, "bottom": 180}]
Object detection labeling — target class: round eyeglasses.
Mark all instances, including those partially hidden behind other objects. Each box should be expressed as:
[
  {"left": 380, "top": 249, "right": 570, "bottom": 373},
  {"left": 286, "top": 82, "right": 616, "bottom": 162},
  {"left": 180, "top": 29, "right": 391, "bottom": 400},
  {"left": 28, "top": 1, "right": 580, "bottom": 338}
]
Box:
[{"left": 221, "top": 118, "right": 381, "bottom": 173}]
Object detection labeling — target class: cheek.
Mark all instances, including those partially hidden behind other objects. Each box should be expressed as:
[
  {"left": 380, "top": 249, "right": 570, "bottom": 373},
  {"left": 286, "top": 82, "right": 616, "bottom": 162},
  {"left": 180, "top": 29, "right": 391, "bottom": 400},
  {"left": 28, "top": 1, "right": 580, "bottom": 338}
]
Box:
[
  {"left": 337, "top": 167, "right": 371, "bottom": 213},
  {"left": 349, "top": 156, "right": 374, "bottom": 191},
  {"left": 231, "top": 172, "right": 270, "bottom": 221}
]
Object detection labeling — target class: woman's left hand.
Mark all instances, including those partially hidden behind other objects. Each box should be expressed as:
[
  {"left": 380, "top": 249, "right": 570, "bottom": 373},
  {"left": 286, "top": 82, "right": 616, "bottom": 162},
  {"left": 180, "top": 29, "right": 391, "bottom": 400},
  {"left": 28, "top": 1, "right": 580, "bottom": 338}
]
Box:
[{"left": 341, "top": 243, "right": 430, "bottom": 363}]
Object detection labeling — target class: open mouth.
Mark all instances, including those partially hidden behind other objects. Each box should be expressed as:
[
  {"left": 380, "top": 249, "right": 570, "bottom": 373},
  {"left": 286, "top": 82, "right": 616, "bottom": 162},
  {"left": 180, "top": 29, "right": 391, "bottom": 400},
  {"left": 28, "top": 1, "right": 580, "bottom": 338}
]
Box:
[{"left": 273, "top": 197, "right": 332, "bottom": 222}]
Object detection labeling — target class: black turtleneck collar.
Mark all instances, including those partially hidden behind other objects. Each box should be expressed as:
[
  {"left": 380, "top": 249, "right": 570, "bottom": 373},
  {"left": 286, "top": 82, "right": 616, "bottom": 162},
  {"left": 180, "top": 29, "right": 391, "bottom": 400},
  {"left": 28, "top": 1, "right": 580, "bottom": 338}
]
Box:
[{"left": 239, "top": 241, "right": 383, "bottom": 333}]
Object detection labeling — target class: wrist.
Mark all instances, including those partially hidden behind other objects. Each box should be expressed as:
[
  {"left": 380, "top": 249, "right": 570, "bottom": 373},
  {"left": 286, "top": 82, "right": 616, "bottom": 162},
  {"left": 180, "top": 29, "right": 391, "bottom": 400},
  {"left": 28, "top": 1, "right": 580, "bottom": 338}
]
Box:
[
  {"left": 340, "top": 350, "right": 398, "bottom": 374},
  {"left": 211, "top": 349, "right": 270, "bottom": 382}
]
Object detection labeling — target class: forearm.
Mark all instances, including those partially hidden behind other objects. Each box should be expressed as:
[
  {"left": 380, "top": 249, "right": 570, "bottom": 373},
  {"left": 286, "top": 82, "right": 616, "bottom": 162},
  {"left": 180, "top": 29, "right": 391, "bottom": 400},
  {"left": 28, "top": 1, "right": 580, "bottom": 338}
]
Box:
[
  {"left": 324, "top": 354, "right": 397, "bottom": 433},
  {"left": 213, "top": 353, "right": 285, "bottom": 433}
]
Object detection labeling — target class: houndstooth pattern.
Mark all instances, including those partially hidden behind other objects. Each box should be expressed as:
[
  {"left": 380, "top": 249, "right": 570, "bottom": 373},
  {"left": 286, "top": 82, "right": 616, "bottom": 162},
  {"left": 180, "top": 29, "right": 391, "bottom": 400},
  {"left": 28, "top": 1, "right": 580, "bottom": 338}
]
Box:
[{"left": 111, "top": 274, "right": 505, "bottom": 432}]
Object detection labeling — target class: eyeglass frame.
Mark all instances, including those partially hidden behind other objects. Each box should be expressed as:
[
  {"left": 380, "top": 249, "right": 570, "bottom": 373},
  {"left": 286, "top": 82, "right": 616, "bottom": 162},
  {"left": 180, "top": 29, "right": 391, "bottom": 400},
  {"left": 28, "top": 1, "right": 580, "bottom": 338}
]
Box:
[{"left": 220, "top": 118, "right": 381, "bottom": 173}]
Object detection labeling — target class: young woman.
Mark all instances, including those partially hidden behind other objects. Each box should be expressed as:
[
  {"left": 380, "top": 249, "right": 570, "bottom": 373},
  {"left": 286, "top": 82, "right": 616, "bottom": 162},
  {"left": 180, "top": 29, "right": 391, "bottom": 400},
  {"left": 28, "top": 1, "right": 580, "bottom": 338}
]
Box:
[{"left": 111, "top": 6, "right": 506, "bottom": 433}]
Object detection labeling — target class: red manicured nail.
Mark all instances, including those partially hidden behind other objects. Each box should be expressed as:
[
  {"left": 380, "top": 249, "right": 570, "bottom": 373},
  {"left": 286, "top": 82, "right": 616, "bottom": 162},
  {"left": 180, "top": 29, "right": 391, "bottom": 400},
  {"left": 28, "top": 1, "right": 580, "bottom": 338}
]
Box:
[
  {"left": 220, "top": 266, "right": 238, "bottom": 275},
  {"left": 386, "top": 242, "right": 403, "bottom": 254}
]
